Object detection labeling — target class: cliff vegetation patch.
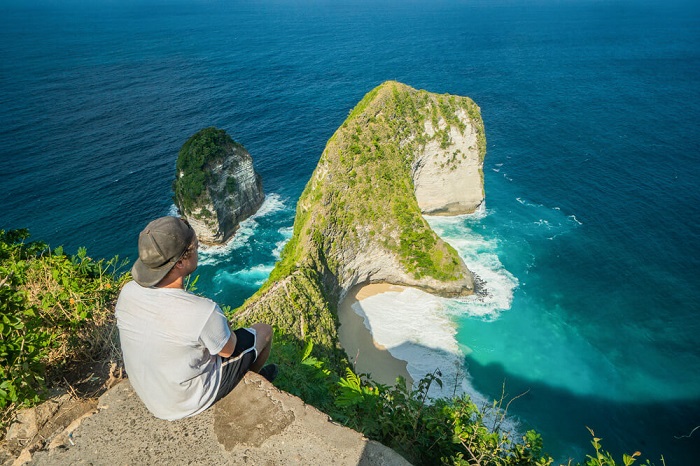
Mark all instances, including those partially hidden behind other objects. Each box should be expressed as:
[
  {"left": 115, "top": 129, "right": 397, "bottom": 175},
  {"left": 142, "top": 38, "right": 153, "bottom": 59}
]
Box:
[
  {"left": 173, "top": 127, "right": 241, "bottom": 213},
  {"left": 0, "top": 229, "right": 128, "bottom": 433}
]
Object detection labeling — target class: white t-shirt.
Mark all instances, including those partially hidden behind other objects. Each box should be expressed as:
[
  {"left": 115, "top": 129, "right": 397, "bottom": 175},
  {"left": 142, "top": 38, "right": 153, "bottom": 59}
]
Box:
[{"left": 115, "top": 280, "right": 231, "bottom": 420}]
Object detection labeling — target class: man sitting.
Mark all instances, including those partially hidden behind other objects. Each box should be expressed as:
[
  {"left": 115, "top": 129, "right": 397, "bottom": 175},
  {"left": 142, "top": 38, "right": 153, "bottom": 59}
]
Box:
[{"left": 116, "top": 216, "right": 277, "bottom": 420}]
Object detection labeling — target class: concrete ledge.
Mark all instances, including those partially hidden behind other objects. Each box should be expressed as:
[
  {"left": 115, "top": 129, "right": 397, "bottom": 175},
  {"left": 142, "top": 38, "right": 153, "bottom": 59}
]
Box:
[{"left": 28, "top": 374, "right": 410, "bottom": 465}]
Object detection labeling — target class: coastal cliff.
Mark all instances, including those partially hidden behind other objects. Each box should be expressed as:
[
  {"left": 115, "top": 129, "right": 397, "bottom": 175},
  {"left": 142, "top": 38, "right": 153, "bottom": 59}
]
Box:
[
  {"left": 173, "top": 127, "right": 264, "bottom": 245},
  {"left": 233, "top": 81, "right": 486, "bottom": 353}
]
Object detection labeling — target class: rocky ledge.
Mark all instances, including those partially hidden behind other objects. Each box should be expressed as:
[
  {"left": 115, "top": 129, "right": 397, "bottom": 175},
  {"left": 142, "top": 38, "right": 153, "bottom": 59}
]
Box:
[{"left": 5, "top": 375, "right": 408, "bottom": 465}]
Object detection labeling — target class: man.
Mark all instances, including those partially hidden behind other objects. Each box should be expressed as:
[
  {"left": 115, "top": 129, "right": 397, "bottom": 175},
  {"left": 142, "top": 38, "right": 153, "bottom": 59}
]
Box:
[{"left": 116, "top": 216, "right": 277, "bottom": 421}]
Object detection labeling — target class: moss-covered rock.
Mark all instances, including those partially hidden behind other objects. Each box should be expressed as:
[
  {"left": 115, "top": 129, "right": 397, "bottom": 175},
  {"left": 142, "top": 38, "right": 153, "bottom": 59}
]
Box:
[
  {"left": 173, "top": 127, "right": 264, "bottom": 245},
  {"left": 233, "top": 81, "right": 486, "bottom": 364}
]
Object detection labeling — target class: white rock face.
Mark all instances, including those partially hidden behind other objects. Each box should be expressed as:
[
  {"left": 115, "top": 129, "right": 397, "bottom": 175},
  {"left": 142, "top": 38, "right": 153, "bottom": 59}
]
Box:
[
  {"left": 178, "top": 143, "right": 264, "bottom": 245},
  {"left": 338, "top": 237, "right": 472, "bottom": 301},
  {"left": 185, "top": 205, "right": 221, "bottom": 245},
  {"left": 413, "top": 108, "right": 484, "bottom": 215}
]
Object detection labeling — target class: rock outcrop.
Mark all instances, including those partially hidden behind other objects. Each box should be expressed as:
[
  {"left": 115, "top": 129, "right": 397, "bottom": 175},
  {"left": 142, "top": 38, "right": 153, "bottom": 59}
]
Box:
[
  {"left": 173, "top": 127, "right": 264, "bottom": 245},
  {"left": 20, "top": 376, "right": 410, "bottom": 465},
  {"left": 232, "top": 81, "right": 486, "bottom": 359}
]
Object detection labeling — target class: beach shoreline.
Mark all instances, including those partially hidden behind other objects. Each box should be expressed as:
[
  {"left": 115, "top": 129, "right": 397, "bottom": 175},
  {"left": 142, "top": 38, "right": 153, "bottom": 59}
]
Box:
[{"left": 338, "top": 283, "right": 414, "bottom": 388}]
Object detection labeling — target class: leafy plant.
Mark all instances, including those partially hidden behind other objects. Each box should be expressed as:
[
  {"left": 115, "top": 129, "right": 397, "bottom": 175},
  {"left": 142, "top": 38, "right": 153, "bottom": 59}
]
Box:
[
  {"left": 581, "top": 427, "right": 661, "bottom": 466},
  {"left": 0, "top": 229, "right": 129, "bottom": 433},
  {"left": 0, "top": 229, "right": 48, "bottom": 410},
  {"left": 267, "top": 335, "right": 337, "bottom": 411}
]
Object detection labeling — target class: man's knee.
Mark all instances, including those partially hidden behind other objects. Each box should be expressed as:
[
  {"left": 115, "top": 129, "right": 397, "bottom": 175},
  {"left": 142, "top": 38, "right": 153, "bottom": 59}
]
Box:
[{"left": 252, "top": 323, "right": 273, "bottom": 346}]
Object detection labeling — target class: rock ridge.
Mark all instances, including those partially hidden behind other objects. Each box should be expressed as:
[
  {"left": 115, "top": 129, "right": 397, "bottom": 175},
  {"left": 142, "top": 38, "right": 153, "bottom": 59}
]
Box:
[{"left": 233, "top": 81, "right": 486, "bottom": 355}]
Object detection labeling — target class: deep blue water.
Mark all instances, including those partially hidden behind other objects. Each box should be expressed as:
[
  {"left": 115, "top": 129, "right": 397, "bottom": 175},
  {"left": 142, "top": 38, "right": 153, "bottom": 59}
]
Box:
[{"left": 2, "top": 0, "right": 699, "bottom": 463}]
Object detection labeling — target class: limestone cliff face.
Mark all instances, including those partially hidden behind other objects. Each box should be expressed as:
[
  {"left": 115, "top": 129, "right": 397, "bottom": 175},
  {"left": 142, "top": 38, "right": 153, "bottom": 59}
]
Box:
[
  {"left": 233, "top": 82, "right": 486, "bottom": 356},
  {"left": 173, "top": 127, "right": 264, "bottom": 245},
  {"left": 414, "top": 110, "right": 484, "bottom": 215}
]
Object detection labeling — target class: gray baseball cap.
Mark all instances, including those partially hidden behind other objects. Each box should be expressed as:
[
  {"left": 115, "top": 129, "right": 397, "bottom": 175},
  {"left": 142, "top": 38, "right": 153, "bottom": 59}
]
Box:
[{"left": 131, "top": 216, "right": 195, "bottom": 287}]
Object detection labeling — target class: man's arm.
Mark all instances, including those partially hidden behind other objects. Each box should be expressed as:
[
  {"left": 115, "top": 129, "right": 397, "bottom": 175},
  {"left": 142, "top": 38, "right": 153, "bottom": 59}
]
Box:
[{"left": 218, "top": 331, "right": 236, "bottom": 358}]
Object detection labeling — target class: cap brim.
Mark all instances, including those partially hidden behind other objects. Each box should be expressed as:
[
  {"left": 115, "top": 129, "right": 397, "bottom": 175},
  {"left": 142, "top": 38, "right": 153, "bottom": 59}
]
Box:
[{"left": 131, "top": 257, "right": 177, "bottom": 287}]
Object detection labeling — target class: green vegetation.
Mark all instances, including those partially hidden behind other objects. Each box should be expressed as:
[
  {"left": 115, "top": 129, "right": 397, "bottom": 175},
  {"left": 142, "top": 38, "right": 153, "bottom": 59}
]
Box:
[
  {"left": 255, "top": 81, "right": 480, "bottom": 292},
  {"left": 173, "top": 126, "right": 238, "bottom": 213},
  {"left": 0, "top": 229, "right": 129, "bottom": 431}
]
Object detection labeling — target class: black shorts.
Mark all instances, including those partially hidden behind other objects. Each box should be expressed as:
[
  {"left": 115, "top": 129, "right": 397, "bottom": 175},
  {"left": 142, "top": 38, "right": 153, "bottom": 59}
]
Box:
[{"left": 214, "top": 327, "right": 257, "bottom": 402}]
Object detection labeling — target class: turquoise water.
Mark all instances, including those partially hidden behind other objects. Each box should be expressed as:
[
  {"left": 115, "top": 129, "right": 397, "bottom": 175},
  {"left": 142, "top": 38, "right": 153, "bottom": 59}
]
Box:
[{"left": 1, "top": 0, "right": 699, "bottom": 462}]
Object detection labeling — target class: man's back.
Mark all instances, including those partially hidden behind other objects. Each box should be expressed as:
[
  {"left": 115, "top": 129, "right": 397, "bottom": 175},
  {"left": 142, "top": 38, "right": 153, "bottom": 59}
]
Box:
[{"left": 116, "top": 280, "right": 230, "bottom": 420}]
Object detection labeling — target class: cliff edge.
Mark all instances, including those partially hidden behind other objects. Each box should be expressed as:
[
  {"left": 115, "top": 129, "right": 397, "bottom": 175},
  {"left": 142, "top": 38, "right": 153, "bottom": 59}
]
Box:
[
  {"left": 173, "top": 127, "right": 265, "bottom": 245},
  {"left": 14, "top": 376, "right": 408, "bottom": 465}
]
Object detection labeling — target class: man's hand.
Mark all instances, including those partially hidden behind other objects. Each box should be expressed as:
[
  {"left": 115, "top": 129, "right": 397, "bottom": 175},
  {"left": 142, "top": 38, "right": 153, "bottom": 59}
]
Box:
[{"left": 218, "top": 332, "right": 236, "bottom": 358}]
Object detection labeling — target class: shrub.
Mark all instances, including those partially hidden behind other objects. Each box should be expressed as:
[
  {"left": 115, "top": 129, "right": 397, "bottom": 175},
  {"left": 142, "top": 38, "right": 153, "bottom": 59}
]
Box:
[
  {"left": 0, "top": 229, "right": 129, "bottom": 432},
  {"left": 173, "top": 126, "right": 234, "bottom": 212}
]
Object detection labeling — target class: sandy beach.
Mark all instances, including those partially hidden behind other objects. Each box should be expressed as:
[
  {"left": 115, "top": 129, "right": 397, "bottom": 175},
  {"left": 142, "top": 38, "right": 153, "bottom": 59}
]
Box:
[{"left": 338, "top": 283, "right": 414, "bottom": 388}]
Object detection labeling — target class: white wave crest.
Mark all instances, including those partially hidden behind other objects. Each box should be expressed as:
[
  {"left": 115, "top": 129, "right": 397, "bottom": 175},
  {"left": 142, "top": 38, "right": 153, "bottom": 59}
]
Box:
[
  {"left": 426, "top": 215, "right": 518, "bottom": 320},
  {"left": 213, "top": 263, "right": 274, "bottom": 287},
  {"left": 251, "top": 192, "right": 286, "bottom": 219},
  {"left": 198, "top": 193, "right": 285, "bottom": 265},
  {"left": 514, "top": 198, "right": 583, "bottom": 233},
  {"left": 273, "top": 226, "right": 294, "bottom": 259},
  {"left": 569, "top": 214, "right": 583, "bottom": 225}
]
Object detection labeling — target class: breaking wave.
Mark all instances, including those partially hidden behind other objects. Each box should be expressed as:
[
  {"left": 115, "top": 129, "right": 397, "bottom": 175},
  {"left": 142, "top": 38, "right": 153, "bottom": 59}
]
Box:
[{"left": 198, "top": 193, "right": 285, "bottom": 266}]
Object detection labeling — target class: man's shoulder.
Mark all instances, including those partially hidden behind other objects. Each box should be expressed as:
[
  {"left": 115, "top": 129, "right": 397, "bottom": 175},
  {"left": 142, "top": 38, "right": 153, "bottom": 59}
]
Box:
[
  {"left": 119, "top": 279, "right": 141, "bottom": 294},
  {"left": 177, "top": 290, "right": 219, "bottom": 311},
  {"left": 118, "top": 281, "right": 218, "bottom": 310}
]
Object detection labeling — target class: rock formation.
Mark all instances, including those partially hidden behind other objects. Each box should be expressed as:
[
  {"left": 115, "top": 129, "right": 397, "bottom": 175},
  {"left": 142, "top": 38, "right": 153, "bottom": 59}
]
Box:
[
  {"left": 13, "top": 376, "right": 409, "bottom": 465},
  {"left": 173, "top": 127, "right": 264, "bottom": 245},
  {"left": 232, "top": 81, "right": 486, "bottom": 359}
]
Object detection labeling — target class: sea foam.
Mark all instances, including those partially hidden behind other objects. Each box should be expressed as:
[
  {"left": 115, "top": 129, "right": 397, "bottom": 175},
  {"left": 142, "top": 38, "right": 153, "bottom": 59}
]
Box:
[
  {"left": 426, "top": 212, "right": 518, "bottom": 320},
  {"left": 273, "top": 226, "right": 294, "bottom": 259},
  {"left": 351, "top": 286, "right": 520, "bottom": 434},
  {"left": 213, "top": 263, "right": 275, "bottom": 288},
  {"left": 198, "top": 193, "right": 285, "bottom": 266},
  {"left": 351, "top": 207, "right": 521, "bottom": 429}
]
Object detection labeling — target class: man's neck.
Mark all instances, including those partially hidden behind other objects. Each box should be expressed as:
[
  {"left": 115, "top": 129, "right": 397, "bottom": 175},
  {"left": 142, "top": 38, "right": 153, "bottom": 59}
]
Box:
[{"left": 155, "top": 275, "right": 184, "bottom": 289}]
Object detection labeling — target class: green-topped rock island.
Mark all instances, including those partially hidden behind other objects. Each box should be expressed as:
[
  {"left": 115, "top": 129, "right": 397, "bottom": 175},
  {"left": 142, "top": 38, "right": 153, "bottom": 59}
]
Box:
[{"left": 173, "top": 127, "right": 265, "bottom": 245}]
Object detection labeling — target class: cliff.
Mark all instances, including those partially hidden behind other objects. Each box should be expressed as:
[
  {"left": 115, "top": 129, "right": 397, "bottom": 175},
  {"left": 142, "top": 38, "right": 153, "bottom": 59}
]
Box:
[
  {"left": 173, "top": 127, "right": 264, "bottom": 245},
  {"left": 233, "top": 81, "right": 486, "bottom": 357}
]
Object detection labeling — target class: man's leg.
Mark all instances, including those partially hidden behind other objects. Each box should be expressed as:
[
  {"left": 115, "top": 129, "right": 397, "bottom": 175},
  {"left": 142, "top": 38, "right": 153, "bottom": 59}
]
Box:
[{"left": 250, "top": 322, "right": 273, "bottom": 373}]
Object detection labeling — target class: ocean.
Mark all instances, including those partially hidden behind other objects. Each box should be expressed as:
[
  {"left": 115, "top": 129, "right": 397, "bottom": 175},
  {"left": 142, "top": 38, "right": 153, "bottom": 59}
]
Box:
[{"left": 1, "top": 0, "right": 699, "bottom": 462}]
